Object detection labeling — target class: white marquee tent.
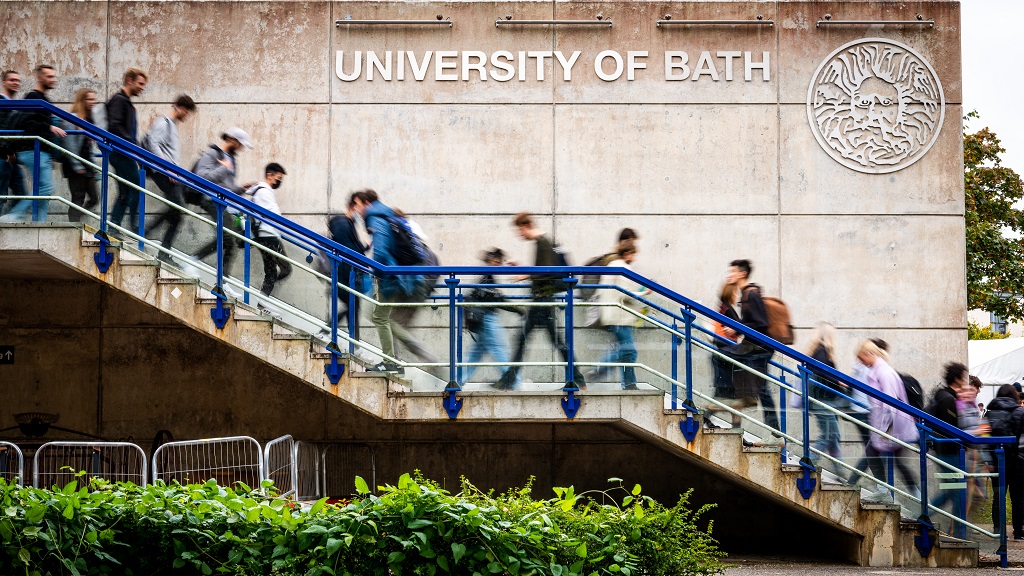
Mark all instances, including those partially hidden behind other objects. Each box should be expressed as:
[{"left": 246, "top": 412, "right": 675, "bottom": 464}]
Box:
[{"left": 970, "top": 338, "right": 1024, "bottom": 405}]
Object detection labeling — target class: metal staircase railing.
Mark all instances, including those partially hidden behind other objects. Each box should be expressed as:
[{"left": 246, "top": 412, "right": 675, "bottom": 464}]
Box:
[{"left": 0, "top": 98, "right": 1011, "bottom": 565}]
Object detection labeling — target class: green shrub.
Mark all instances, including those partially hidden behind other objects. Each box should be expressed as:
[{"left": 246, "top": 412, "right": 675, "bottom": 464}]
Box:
[{"left": 0, "top": 472, "right": 723, "bottom": 576}]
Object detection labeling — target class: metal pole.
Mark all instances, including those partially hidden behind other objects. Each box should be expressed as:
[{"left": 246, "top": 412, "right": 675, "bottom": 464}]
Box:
[
  {"left": 445, "top": 276, "right": 459, "bottom": 385},
  {"left": 31, "top": 139, "right": 40, "bottom": 221},
  {"left": 683, "top": 308, "right": 694, "bottom": 406},
  {"left": 330, "top": 260, "right": 340, "bottom": 346},
  {"left": 243, "top": 217, "right": 252, "bottom": 305},
  {"left": 799, "top": 367, "right": 812, "bottom": 466},
  {"left": 779, "top": 371, "right": 788, "bottom": 441},
  {"left": 136, "top": 167, "right": 146, "bottom": 250},
  {"left": 563, "top": 277, "right": 578, "bottom": 385},
  {"left": 670, "top": 319, "right": 679, "bottom": 410},
  {"left": 997, "top": 446, "right": 1008, "bottom": 567},
  {"left": 347, "top": 268, "right": 357, "bottom": 354},
  {"left": 456, "top": 291, "right": 464, "bottom": 385}
]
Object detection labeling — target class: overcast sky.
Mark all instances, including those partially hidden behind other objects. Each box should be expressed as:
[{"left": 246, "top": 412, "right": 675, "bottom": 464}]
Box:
[{"left": 962, "top": 0, "right": 1023, "bottom": 174}]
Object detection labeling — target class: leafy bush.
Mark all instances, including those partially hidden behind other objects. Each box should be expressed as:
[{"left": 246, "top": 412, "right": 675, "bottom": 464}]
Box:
[{"left": 0, "top": 472, "right": 723, "bottom": 576}]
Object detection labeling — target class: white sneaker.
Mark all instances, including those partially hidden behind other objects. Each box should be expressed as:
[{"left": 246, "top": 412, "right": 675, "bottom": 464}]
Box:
[{"left": 864, "top": 488, "right": 892, "bottom": 502}]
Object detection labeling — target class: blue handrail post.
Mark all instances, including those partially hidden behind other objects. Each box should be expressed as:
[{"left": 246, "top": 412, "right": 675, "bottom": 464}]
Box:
[
  {"left": 93, "top": 146, "right": 115, "bottom": 273},
  {"left": 324, "top": 258, "right": 344, "bottom": 385},
  {"left": 209, "top": 202, "right": 231, "bottom": 329},
  {"left": 795, "top": 365, "right": 817, "bottom": 499},
  {"left": 996, "top": 446, "right": 1008, "bottom": 567},
  {"left": 456, "top": 290, "right": 465, "bottom": 385},
  {"left": 561, "top": 276, "right": 581, "bottom": 419},
  {"left": 957, "top": 446, "right": 968, "bottom": 539},
  {"left": 347, "top": 268, "right": 357, "bottom": 354},
  {"left": 678, "top": 308, "right": 700, "bottom": 443},
  {"left": 30, "top": 139, "right": 40, "bottom": 222},
  {"left": 915, "top": 423, "right": 936, "bottom": 558},
  {"left": 670, "top": 319, "right": 679, "bottom": 410},
  {"left": 243, "top": 217, "right": 252, "bottom": 305},
  {"left": 779, "top": 371, "right": 788, "bottom": 443},
  {"left": 136, "top": 167, "right": 146, "bottom": 251},
  {"left": 442, "top": 276, "right": 463, "bottom": 419}
]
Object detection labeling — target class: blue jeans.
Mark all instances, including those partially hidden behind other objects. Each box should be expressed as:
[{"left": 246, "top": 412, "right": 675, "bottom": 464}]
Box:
[
  {"left": 931, "top": 451, "right": 968, "bottom": 539},
  {"left": 1, "top": 150, "right": 51, "bottom": 221},
  {"left": 0, "top": 156, "right": 26, "bottom": 215},
  {"left": 109, "top": 153, "right": 140, "bottom": 228},
  {"left": 462, "top": 311, "right": 509, "bottom": 383},
  {"left": 606, "top": 325, "right": 638, "bottom": 389},
  {"left": 812, "top": 408, "right": 841, "bottom": 459}
]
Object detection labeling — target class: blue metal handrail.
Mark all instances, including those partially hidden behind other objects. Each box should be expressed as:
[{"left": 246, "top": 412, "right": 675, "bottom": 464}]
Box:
[{"left": 0, "top": 99, "right": 1009, "bottom": 562}]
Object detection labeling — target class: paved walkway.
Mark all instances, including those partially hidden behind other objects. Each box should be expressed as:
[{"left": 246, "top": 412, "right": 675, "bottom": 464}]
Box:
[{"left": 723, "top": 537, "right": 1024, "bottom": 574}]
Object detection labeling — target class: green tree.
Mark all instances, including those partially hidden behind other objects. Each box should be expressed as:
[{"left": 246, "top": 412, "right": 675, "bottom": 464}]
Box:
[
  {"left": 968, "top": 321, "right": 1009, "bottom": 340},
  {"left": 965, "top": 112, "right": 1024, "bottom": 322}
]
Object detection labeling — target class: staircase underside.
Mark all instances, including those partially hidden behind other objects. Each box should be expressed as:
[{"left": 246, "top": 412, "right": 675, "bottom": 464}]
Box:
[{"left": 0, "top": 224, "right": 982, "bottom": 567}]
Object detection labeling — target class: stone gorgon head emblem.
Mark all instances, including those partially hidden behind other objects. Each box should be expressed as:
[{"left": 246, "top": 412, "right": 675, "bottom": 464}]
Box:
[{"left": 807, "top": 38, "right": 944, "bottom": 174}]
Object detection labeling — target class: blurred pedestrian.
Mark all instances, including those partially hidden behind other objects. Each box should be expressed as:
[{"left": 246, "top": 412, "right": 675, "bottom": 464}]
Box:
[
  {"left": 60, "top": 88, "right": 99, "bottom": 222},
  {"left": 805, "top": 322, "right": 844, "bottom": 462},
  {"left": 0, "top": 65, "right": 65, "bottom": 223},
  {"left": 107, "top": 68, "right": 147, "bottom": 228},
  {"left": 986, "top": 384, "right": 1024, "bottom": 540},
  {"left": 327, "top": 190, "right": 371, "bottom": 339},
  {"left": 461, "top": 248, "right": 512, "bottom": 384},
  {"left": 0, "top": 70, "right": 26, "bottom": 217},
  {"left": 858, "top": 340, "right": 920, "bottom": 502},
  {"left": 141, "top": 94, "right": 196, "bottom": 262},
  {"left": 248, "top": 163, "right": 291, "bottom": 298},
  {"left": 594, "top": 240, "right": 645, "bottom": 390},
  {"left": 728, "top": 259, "right": 779, "bottom": 432}
]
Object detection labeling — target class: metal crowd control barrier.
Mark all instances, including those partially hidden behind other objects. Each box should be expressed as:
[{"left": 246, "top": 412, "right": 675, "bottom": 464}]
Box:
[
  {"left": 32, "top": 441, "right": 147, "bottom": 488},
  {"left": 152, "top": 436, "right": 264, "bottom": 489},
  {"left": 0, "top": 99, "right": 1016, "bottom": 565},
  {"left": 295, "top": 442, "right": 376, "bottom": 500},
  {"left": 0, "top": 441, "right": 24, "bottom": 485},
  {"left": 264, "top": 434, "right": 297, "bottom": 498}
]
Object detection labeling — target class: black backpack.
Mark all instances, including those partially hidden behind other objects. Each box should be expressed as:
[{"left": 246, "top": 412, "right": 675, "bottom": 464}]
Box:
[
  {"left": 386, "top": 215, "right": 427, "bottom": 266},
  {"left": 0, "top": 108, "right": 26, "bottom": 156},
  {"left": 579, "top": 253, "right": 612, "bottom": 300},
  {"left": 900, "top": 373, "right": 924, "bottom": 411}
]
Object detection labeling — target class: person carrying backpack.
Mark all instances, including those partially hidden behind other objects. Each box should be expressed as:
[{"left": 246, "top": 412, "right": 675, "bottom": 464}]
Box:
[
  {"left": 461, "top": 248, "right": 512, "bottom": 385},
  {"left": 139, "top": 95, "right": 196, "bottom": 262},
  {"left": 987, "top": 384, "right": 1024, "bottom": 540},
  {"left": 495, "top": 212, "right": 586, "bottom": 390},
  {"left": 727, "top": 259, "right": 779, "bottom": 433},
  {"left": 362, "top": 191, "right": 429, "bottom": 374}
]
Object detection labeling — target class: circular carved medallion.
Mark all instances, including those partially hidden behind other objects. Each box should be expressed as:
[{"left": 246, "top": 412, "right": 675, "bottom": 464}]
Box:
[{"left": 806, "top": 38, "right": 945, "bottom": 174}]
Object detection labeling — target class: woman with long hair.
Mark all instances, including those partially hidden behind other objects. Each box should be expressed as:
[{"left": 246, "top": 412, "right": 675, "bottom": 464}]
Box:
[
  {"left": 804, "top": 322, "right": 844, "bottom": 461},
  {"left": 61, "top": 88, "right": 98, "bottom": 222},
  {"left": 857, "top": 340, "right": 920, "bottom": 501}
]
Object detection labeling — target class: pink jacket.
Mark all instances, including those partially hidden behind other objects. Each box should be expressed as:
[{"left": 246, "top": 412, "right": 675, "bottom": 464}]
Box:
[{"left": 866, "top": 358, "right": 920, "bottom": 451}]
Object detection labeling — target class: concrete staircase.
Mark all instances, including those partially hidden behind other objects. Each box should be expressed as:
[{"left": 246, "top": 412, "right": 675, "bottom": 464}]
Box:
[{"left": 0, "top": 224, "right": 980, "bottom": 567}]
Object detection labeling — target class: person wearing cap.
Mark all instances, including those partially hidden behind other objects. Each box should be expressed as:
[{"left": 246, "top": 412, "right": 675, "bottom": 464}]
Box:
[
  {"left": 461, "top": 248, "right": 512, "bottom": 385},
  {"left": 107, "top": 68, "right": 148, "bottom": 228},
  {"left": 248, "top": 162, "right": 291, "bottom": 297},
  {"left": 191, "top": 127, "right": 255, "bottom": 276}
]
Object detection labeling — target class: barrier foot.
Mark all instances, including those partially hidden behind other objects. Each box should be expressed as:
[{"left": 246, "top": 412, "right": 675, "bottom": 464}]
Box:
[
  {"left": 914, "top": 516, "right": 935, "bottom": 558},
  {"left": 324, "top": 347, "right": 344, "bottom": 384},
  {"left": 561, "top": 386, "right": 581, "bottom": 419},
  {"left": 210, "top": 286, "right": 231, "bottom": 329},
  {"left": 796, "top": 459, "right": 817, "bottom": 499},
  {"left": 93, "top": 234, "right": 114, "bottom": 273},
  {"left": 680, "top": 415, "right": 700, "bottom": 442},
  {"left": 442, "top": 384, "right": 463, "bottom": 419}
]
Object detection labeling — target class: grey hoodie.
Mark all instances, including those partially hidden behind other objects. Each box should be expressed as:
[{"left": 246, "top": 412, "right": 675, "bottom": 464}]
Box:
[{"left": 191, "top": 144, "right": 242, "bottom": 194}]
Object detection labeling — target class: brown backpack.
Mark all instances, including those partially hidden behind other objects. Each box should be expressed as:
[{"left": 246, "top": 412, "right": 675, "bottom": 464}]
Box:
[
  {"left": 741, "top": 285, "right": 795, "bottom": 345},
  {"left": 762, "top": 296, "right": 795, "bottom": 345}
]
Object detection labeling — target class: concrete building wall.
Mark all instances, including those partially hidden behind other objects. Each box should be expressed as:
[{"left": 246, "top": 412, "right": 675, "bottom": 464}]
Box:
[{"left": 0, "top": 0, "right": 966, "bottom": 384}]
